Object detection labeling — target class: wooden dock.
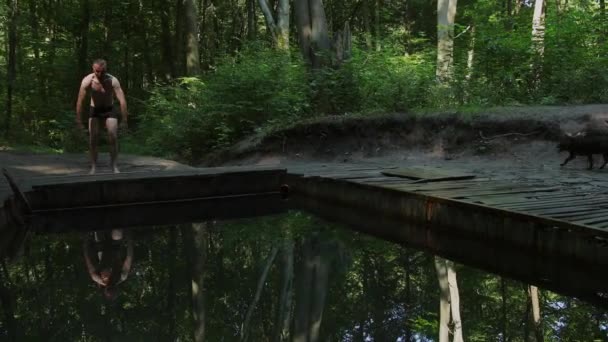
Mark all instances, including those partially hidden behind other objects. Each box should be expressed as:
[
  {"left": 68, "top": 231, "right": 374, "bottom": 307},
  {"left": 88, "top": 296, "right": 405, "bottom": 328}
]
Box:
[{"left": 1, "top": 160, "right": 607, "bottom": 304}]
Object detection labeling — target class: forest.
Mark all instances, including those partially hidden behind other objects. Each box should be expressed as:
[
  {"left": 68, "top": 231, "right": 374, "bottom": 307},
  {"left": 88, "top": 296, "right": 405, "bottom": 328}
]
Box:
[
  {"left": 0, "top": 0, "right": 606, "bottom": 162},
  {"left": 1, "top": 0, "right": 608, "bottom": 341}
]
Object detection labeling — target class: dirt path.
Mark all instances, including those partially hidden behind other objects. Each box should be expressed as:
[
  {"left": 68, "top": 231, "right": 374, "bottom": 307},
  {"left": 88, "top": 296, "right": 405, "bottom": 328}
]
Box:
[{"left": 0, "top": 152, "right": 194, "bottom": 178}]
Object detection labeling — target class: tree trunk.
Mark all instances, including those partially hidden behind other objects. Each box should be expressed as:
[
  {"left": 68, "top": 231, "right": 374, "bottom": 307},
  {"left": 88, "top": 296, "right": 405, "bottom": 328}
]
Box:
[
  {"left": 103, "top": 0, "right": 112, "bottom": 57},
  {"left": 158, "top": 228, "right": 178, "bottom": 341},
  {"left": 258, "top": 0, "right": 278, "bottom": 43},
  {"left": 276, "top": 0, "right": 290, "bottom": 49},
  {"left": 434, "top": 257, "right": 451, "bottom": 342},
  {"left": 182, "top": 223, "right": 208, "bottom": 342},
  {"left": 158, "top": 0, "right": 174, "bottom": 80},
  {"left": 403, "top": 250, "right": 412, "bottom": 342},
  {"left": 295, "top": 0, "right": 331, "bottom": 68},
  {"left": 175, "top": 0, "right": 186, "bottom": 76},
  {"left": 293, "top": 236, "right": 331, "bottom": 342},
  {"left": 4, "top": 0, "right": 18, "bottom": 138},
  {"left": 528, "top": 285, "right": 544, "bottom": 342},
  {"left": 28, "top": 0, "right": 40, "bottom": 60},
  {"left": 375, "top": 0, "right": 381, "bottom": 51},
  {"left": 77, "top": 0, "right": 90, "bottom": 79},
  {"left": 464, "top": 24, "right": 475, "bottom": 102},
  {"left": 138, "top": 0, "right": 154, "bottom": 85},
  {"left": 501, "top": 277, "right": 508, "bottom": 342},
  {"left": 362, "top": 0, "right": 372, "bottom": 49},
  {"left": 531, "top": 0, "right": 545, "bottom": 91},
  {"left": 531, "top": 0, "right": 545, "bottom": 53},
  {"left": 272, "top": 240, "right": 294, "bottom": 342},
  {"left": 446, "top": 260, "right": 463, "bottom": 342},
  {"left": 258, "top": 0, "right": 290, "bottom": 49},
  {"left": 436, "top": 0, "right": 458, "bottom": 84},
  {"left": 184, "top": 0, "right": 201, "bottom": 75},
  {"left": 247, "top": 0, "right": 257, "bottom": 39},
  {"left": 241, "top": 246, "right": 279, "bottom": 342}
]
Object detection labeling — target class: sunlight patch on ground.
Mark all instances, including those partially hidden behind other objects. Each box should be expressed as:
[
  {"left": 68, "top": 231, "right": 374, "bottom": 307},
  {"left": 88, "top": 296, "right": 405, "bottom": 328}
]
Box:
[{"left": 12, "top": 165, "right": 81, "bottom": 174}]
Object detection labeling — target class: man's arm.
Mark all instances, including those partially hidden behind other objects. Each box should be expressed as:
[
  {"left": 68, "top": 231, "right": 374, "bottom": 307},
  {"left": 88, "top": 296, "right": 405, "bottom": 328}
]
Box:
[
  {"left": 83, "top": 239, "right": 105, "bottom": 286},
  {"left": 112, "top": 78, "right": 128, "bottom": 127},
  {"left": 76, "top": 75, "right": 91, "bottom": 129},
  {"left": 119, "top": 239, "right": 134, "bottom": 283}
]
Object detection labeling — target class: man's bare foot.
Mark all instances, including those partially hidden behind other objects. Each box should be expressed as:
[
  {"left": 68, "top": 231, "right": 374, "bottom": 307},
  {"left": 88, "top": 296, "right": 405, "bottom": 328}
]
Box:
[
  {"left": 89, "top": 166, "right": 96, "bottom": 175},
  {"left": 112, "top": 166, "right": 120, "bottom": 174}
]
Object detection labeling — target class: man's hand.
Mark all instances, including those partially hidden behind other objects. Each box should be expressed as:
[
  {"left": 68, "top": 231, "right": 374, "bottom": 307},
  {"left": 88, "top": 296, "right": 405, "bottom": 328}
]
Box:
[{"left": 75, "top": 118, "right": 87, "bottom": 134}]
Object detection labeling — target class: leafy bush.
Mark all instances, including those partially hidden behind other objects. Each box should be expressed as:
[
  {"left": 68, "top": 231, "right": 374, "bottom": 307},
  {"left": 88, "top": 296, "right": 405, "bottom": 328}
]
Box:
[
  {"left": 349, "top": 46, "right": 436, "bottom": 112},
  {"left": 137, "top": 44, "right": 309, "bottom": 162}
]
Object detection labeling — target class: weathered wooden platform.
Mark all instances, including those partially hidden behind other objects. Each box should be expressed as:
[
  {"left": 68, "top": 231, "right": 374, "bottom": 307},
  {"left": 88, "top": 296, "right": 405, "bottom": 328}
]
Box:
[
  {"left": 1, "top": 159, "right": 607, "bottom": 304},
  {"left": 285, "top": 162, "right": 608, "bottom": 263},
  {"left": 283, "top": 161, "right": 608, "bottom": 305}
]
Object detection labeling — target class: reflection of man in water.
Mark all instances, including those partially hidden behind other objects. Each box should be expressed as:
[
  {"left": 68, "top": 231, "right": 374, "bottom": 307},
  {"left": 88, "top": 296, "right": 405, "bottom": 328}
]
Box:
[{"left": 83, "top": 229, "right": 133, "bottom": 300}]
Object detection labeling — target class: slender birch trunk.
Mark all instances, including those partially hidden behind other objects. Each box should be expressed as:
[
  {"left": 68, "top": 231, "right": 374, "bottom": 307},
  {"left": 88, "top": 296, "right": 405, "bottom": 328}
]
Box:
[
  {"left": 240, "top": 246, "right": 279, "bottom": 342},
  {"left": 436, "top": 0, "right": 458, "bottom": 84},
  {"left": 435, "top": 257, "right": 451, "bottom": 342}
]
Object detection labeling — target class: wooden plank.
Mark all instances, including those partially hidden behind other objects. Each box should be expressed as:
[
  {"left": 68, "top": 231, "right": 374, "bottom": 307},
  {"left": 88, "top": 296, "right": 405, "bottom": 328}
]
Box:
[
  {"left": 575, "top": 217, "right": 608, "bottom": 227},
  {"left": 315, "top": 170, "right": 385, "bottom": 179},
  {"left": 525, "top": 205, "right": 601, "bottom": 214},
  {"left": 540, "top": 208, "right": 600, "bottom": 217},
  {"left": 425, "top": 186, "right": 560, "bottom": 199},
  {"left": 561, "top": 211, "right": 608, "bottom": 220},
  {"left": 500, "top": 197, "right": 606, "bottom": 210},
  {"left": 570, "top": 212, "right": 608, "bottom": 224},
  {"left": 466, "top": 194, "right": 535, "bottom": 205},
  {"left": 381, "top": 167, "right": 476, "bottom": 182},
  {"left": 353, "top": 177, "right": 412, "bottom": 185},
  {"left": 2, "top": 168, "right": 32, "bottom": 214},
  {"left": 487, "top": 193, "right": 587, "bottom": 206},
  {"left": 27, "top": 169, "right": 287, "bottom": 210},
  {"left": 393, "top": 183, "right": 475, "bottom": 192},
  {"left": 406, "top": 179, "right": 491, "bottom": 189},
  {"left": 30, "top": 192, "right": 286, "bottom": 233},
  {"left": 386, "top": 179, "right": 491, "bottom": 192}
]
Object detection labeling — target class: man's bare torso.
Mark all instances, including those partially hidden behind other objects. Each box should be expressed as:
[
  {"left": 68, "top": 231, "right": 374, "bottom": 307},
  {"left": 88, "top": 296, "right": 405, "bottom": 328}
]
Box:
[{"left": 82, "top": 73, "right": 118, "bottom": 108}]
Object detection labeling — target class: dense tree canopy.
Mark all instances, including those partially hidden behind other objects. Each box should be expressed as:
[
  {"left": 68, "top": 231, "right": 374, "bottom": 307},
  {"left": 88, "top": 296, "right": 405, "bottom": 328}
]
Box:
[
  {"left": 0, "top": 0, "right": 606, "bottom": 161},
  {"left": 1, "top": 1, "right": 607, "bottom": 340}
]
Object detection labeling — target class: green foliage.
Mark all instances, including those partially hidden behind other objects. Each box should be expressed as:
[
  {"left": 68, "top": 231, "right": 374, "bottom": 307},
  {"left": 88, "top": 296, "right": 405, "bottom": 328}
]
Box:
[
  {"left": 3, "top": 0, "right": 608, "bottom": 157},
  {"left": 137, "top": 45, "right": 309, "bottom": 162},
  {"left": 350, "top": 46, "right": 436, "bottom": 112}
]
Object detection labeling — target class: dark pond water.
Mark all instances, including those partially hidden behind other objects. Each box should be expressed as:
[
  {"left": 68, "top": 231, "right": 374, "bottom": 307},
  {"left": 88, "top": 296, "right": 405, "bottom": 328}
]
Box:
[{"left": 2, "top": 211, "right": 607, "bottom": 341}]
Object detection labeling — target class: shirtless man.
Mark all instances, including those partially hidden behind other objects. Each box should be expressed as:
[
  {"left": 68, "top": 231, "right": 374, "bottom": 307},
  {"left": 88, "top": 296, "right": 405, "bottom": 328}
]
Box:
[
  {"left": 76, "top": 59, "right": 128, "bottom": 174},
  {"left": 83, "top": 229, "right": 133, "bottom": 301}
]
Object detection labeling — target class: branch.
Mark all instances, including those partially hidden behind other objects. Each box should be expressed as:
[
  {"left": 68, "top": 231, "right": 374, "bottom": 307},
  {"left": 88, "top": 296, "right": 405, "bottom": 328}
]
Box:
[
  {"left": 454, "top": 25, "right": 471, "bottom": 39},
  {"left": 258, "top": 0, "right": 278, "bottom": 42}
]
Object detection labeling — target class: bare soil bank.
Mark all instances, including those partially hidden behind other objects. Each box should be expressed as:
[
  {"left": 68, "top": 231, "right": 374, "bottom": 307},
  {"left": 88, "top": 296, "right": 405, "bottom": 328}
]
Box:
[{"left": 209, "top": 104, "right": 608, "bottom": 169}]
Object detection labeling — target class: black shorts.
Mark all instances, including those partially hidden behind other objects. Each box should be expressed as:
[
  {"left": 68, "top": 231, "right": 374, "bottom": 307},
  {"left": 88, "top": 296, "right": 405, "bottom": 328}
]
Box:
[{"left": 90, "top": 105, "right": 118, "bottom": 120}]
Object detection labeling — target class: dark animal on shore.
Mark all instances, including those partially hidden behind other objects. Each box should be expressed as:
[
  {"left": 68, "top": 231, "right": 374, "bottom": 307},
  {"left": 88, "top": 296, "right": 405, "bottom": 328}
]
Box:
[{"left": 558, "top": 131, "right": 608, "bottom": 169}]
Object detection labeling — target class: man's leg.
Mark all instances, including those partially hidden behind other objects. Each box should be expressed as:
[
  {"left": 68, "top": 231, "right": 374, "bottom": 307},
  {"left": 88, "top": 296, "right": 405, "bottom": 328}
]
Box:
[
  {"left": 88, "top": 118, "right": 100, "bottom": 174},
  {"left": 106, "top": 118, "right": 119, "bottom": 173}
]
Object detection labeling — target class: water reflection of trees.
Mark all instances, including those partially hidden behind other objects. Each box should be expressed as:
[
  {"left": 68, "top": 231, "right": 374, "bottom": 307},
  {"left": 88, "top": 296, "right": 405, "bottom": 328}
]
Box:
[{"left": 1, "top": 212, "right": 607, "bottom": 341}]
